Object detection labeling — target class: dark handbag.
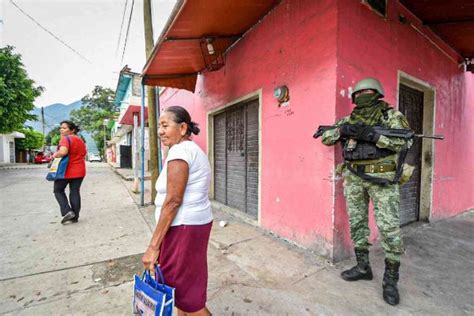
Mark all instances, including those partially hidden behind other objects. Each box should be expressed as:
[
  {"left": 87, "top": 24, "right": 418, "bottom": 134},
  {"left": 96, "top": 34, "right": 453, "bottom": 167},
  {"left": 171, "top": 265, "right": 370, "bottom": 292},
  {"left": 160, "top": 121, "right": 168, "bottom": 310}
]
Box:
[{"left": 133, "top": 265, "right": 175, "bottom": 316}]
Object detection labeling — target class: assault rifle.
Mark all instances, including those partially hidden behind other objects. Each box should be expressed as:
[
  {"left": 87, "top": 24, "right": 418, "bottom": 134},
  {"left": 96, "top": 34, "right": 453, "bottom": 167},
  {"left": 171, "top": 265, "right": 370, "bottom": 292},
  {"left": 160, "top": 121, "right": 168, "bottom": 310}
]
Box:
[
  {"left": 313, "top": 125, "right": 444, "bottom": 140},
  {"left": 313, "top": 124, "right": 443, "bottom": 185}
]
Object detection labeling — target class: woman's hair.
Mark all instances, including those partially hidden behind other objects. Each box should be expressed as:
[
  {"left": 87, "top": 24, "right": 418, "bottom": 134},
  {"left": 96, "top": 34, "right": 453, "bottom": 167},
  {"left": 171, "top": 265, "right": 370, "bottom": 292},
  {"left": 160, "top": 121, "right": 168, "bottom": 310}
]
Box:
[
  {"left": 60, "top": 120, "right": 81, "bottom": 133},
  {"left": 164, "top": 106, "right": 200, "bottom": 136}
]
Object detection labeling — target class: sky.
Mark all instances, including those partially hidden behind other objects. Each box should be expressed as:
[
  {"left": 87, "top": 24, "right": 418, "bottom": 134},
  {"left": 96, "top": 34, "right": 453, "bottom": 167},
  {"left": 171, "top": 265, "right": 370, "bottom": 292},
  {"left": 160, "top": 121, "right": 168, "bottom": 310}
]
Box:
[{"left": 1, "top": 0, "right": 176, "bottom": 108}]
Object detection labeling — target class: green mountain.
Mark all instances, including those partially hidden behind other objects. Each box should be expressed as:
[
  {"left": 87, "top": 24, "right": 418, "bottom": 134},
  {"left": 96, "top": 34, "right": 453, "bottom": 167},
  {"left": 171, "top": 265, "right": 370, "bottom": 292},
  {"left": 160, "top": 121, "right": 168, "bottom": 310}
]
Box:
[{"left": 27, "top": 101, "right": 98, "bottom": 153}]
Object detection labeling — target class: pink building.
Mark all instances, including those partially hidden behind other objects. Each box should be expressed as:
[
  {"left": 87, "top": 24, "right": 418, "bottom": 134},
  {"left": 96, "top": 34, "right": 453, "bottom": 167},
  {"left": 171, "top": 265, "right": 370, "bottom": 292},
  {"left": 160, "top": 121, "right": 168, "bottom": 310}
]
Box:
[{"left": 143, "top": 0, "right": 474, "bottom": 261}]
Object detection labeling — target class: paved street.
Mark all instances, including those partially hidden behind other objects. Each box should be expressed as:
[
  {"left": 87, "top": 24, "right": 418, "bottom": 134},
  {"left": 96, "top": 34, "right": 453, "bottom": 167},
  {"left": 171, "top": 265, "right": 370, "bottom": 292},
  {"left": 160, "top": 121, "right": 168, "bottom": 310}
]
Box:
[
  {"left": 1, "top": 163, "right": 473, "bottom": 315},
  {"left": 0, "top": 163, "right": 151, "bottom": 315}
]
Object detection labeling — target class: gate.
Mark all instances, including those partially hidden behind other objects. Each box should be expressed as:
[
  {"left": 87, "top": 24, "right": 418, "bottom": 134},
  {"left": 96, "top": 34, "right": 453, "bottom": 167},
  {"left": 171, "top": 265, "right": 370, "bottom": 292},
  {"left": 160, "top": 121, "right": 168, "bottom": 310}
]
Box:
[
  {"left": 9, "top": 142, "right": 15, "bottom": 163},
  {"left": 399, "top": 84, "right": 424, "bottom": 225},
  {"left": 119, "top": 145, "right": 132, "bottom": 169},
  {"left": 214, "top": 100, "right": 259, "bottom": 218}
]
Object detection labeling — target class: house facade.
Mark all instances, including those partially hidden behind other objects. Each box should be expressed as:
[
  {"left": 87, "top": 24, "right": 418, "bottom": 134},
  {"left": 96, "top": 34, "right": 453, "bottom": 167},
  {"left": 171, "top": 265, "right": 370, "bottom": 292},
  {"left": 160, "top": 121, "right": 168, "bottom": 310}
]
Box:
[
  {"left": 144, "top": 0, "right": 473, "bottom": 261},
  {"left": 110, "top": 67, "right": 150, "bottom": 171},
  {"left": 0, "top": 132, "right": 25, "bottom": 163}
]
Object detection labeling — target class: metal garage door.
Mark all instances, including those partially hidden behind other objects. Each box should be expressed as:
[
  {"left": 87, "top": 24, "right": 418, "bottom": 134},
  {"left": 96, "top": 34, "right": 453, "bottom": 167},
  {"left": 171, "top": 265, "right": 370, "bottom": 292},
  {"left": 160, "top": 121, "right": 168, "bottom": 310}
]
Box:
[
  {"left": 399, "top": 84, "right": 423, "bottom": 225},
  {"left": 214, "top": 100, "right": 259, "bottom": 218}
]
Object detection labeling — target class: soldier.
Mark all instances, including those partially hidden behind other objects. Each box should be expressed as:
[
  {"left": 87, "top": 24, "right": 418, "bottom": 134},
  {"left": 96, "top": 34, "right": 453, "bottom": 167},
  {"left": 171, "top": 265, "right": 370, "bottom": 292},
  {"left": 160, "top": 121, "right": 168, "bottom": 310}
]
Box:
[{"left": 318, "top": 78, "right": 411, "bottom": 305}]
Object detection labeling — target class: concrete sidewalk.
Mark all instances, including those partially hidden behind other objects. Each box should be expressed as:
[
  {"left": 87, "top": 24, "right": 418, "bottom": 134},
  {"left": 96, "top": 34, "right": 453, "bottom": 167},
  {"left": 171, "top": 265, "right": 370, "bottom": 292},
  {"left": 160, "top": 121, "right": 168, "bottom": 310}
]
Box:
[
  {"left": 204, "top": 211, "right": 474, "bottom": 315},
  {"left": 1, "top": 164, "right": 472, "bottom": 315},
  {"left": 136, "top": 195, "right": 474, "bottom": 314}
]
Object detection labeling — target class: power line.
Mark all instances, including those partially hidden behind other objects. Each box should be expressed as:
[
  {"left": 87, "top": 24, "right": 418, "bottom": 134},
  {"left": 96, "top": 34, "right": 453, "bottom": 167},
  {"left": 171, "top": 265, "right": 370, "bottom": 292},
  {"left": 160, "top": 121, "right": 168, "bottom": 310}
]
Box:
[
  {"left": 115, "top": 0, "right": 129, "bottom": 57},
  {"left": 9, "top": 0, "right": 92, "bottom": 64},
  {"left": 120, "top": 0, "right": 135, "bottom": 66}
]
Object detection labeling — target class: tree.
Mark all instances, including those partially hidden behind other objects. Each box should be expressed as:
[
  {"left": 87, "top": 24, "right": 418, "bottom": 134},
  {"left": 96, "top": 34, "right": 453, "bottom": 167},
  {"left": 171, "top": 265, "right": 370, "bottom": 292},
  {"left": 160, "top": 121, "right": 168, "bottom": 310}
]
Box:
[
  {"left": 81, "top": 85, "right": 117, "bottom": 113},
  {"left": 16, "top": 128, "right": 44, "bottom": 151},
  {"left": 52, "top": 134, "right": 61, "bottom": 146},
  {"left": 0, "top": 46, "right": 43, "bottom": 134},
  {"left": 45, "top": 126, "right": 60, "bottom": 145},
  {"left": 45, "top": 125, "right": 85, "bottom": 146},
  {"left": 70, "top": 86, "right": 117, "bottom": 156}
]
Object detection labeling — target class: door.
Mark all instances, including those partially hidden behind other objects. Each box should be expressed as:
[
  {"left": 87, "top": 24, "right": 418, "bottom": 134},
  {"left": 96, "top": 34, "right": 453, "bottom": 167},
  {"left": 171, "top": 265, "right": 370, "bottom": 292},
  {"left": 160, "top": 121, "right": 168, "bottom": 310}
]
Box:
[
  {"left": 9, "top": 142, "right": 15, "bottom": 163},
  {"left": 398, "top": 84, "right": 423, "bottom": 225},
  {"left": 120, "top": 145, "right": 132, "bottom": 168},
  {"left": 214, "top": 100, "right": 259, "bottom": 218}
]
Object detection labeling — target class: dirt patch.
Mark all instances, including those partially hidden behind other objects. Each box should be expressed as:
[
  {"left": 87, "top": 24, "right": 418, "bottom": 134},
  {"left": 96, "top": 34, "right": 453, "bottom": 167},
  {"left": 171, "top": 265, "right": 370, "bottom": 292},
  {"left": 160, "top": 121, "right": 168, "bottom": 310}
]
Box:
[{"left": 91, "top": 253, "right": 144, "bottom": 287}]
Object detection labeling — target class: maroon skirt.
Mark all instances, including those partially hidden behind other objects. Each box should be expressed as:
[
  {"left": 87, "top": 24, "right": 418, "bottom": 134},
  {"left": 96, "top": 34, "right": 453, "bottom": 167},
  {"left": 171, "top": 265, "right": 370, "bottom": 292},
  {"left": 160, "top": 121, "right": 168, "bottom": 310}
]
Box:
[{"left": 158, "top": 221, "right": 213, "bottom": 313}]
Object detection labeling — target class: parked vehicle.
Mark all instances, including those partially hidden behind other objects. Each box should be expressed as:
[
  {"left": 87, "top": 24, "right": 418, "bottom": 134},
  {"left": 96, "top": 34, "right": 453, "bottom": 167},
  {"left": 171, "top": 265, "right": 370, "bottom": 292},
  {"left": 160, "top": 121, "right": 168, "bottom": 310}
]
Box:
[
  {"left": 88, "top": 153, "right": 102, "bottom": 162},
  {"left": 34, "top": 152, "right": 52, "bottom": 164}
]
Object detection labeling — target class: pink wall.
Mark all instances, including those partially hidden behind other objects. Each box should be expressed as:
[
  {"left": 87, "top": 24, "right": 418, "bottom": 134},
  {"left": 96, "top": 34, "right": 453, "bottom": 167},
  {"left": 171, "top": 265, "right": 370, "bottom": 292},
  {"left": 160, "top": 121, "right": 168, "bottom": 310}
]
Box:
[
  {"left": 159, "top": 88, "right": 207, "bottom": 149},
  {"left": 200, "top": 0, "right": 339, "bottom": 256},
  {"left": 332, "top": 0, "right": 474, "bottom": 258},
  {"left": 158, "top": 0, "right": 473, "bottom": 260},
  {"left": 432, "top": 71, "right": 474, "bottom": 219},
  {"left": 161, "top": 0, "right": 340, "bottom": 256}
]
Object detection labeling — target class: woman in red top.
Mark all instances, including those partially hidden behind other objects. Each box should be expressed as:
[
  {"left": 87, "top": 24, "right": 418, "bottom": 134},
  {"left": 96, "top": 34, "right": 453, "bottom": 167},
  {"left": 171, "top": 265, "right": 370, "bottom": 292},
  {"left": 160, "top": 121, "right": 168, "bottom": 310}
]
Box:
[{"left": 52, "top": 120, "right": 87, "bottom": 224}]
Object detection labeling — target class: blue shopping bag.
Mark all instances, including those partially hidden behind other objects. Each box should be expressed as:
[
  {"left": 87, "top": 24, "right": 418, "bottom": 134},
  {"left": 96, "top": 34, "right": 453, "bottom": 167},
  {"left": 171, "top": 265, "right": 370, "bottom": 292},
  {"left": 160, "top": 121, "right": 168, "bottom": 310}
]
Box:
[
  {"left": 46, "top": 156, "right": 69, "bottom": 181},
  {"left": 46, "top": 136, "right": 70, "bottom": 181},
  {"left": 133, "top": 265, "right": 175, "bottom": 316}
]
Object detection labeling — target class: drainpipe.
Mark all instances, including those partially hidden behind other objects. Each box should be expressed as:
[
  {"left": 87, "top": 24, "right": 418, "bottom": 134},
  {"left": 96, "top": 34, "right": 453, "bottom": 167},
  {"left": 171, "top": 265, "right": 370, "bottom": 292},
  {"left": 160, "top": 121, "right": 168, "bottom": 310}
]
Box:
[{"left": 140, "top": 83, "right": 145, "bottom": 206}]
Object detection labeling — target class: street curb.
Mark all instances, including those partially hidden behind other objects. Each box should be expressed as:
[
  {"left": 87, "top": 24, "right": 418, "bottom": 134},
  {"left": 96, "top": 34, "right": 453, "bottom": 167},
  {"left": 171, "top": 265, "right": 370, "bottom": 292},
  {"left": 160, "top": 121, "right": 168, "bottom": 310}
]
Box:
[
  {"left": 108, "top": 163, "right": 151, "bottom": 181},
  {"left": 0, "top": 164, "right": 47, "bottom": 170}
]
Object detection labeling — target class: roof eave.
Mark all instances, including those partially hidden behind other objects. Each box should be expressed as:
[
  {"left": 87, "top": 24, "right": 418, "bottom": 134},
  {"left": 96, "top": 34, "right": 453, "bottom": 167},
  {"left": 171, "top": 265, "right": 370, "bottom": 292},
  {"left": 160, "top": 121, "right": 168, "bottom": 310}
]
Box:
[{"left": 142, "top": 0, "right": 186, "bottom": 77}]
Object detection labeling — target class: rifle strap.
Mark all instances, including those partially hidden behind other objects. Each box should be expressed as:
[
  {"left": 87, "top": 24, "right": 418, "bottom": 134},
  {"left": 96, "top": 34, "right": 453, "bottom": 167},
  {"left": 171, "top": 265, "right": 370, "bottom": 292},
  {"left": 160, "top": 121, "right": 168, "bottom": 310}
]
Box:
[
  {"left": 392, "top": 144, "right": 409, "bottom": 184},
  {"left": 345, "top": 144, "right": 409, "bottom": 186}
]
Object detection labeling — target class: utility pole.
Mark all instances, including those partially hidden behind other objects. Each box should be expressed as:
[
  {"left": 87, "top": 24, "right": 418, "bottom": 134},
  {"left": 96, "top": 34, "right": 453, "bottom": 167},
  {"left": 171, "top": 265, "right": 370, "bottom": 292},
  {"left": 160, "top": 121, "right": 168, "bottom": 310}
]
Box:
[
  {"left": 41, "top": 107, "right": 45, "bottom": 150},
  {"left": 144, "top": 0, "right": 159, "bottom": 203},
  {"left": 133, "top": 113, "right": 140, "bottom": 193}
]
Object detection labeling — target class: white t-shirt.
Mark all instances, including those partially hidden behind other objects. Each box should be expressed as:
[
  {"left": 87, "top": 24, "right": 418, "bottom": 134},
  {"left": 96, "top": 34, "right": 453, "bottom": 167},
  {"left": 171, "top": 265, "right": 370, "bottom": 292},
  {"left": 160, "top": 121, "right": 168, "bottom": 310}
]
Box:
[{"left": 155, "top": 140, "right": 213, "bottom": 226}]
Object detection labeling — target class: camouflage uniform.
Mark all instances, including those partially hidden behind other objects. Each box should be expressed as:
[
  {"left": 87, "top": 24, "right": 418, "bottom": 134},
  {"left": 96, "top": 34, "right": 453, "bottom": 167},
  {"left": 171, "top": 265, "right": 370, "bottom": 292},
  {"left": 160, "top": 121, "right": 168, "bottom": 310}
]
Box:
[{"left": 322, "top": 109, "right": 410, "bottom": 262}]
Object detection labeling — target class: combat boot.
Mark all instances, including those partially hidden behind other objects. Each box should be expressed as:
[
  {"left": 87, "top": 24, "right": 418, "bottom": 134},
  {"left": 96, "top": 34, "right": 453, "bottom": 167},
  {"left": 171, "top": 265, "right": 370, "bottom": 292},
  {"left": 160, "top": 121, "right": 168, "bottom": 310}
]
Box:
[
  {"left": 382, "top": 259, "right": 400, "bottom": 305},
  {"left": 341, "top": 248, "right": 373, "bottom": 281}
]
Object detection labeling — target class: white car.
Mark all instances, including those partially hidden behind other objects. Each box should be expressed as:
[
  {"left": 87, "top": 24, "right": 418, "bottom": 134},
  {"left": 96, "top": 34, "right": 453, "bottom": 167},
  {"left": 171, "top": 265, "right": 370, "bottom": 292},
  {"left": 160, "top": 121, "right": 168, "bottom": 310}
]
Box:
[{"left": 88, "top": 154, "right": 102, "bottom": 162}]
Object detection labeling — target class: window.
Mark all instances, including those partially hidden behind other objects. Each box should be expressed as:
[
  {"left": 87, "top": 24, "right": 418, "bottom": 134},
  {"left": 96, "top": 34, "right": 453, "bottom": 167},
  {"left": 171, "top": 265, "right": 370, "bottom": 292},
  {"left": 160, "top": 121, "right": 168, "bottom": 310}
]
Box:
[{"left": 363, "top": 0, "right": 386, "bottom": 17}]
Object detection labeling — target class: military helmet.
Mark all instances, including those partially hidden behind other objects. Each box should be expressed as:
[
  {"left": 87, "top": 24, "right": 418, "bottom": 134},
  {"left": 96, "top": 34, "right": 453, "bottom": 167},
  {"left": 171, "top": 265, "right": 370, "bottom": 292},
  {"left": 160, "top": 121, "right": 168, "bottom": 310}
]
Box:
[{"left": 351, "top": 78, "right": 384, "bottom": 101}]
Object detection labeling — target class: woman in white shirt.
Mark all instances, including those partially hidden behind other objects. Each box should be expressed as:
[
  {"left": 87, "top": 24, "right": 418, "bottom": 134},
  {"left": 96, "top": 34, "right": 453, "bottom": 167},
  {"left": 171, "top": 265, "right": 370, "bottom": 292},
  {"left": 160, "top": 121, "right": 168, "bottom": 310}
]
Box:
[{"left": 142, "top": 106, "right": 213, "bottom": 316}]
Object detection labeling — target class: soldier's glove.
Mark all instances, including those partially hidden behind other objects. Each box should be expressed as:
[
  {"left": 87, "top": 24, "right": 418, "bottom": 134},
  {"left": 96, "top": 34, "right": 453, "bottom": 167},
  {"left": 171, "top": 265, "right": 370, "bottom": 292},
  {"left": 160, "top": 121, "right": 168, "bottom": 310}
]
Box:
[
  {"left": 340, "top": 124, "right": 380, "bottom": 143},
  {"left": 340, "top": 123, "right": 363, "bottom": 138},
  {"left": 357, "top": 126, "right": 380, "bottom": 143},
  {"left": 313, "top": 126, "right": 326, "bottom": 139}
]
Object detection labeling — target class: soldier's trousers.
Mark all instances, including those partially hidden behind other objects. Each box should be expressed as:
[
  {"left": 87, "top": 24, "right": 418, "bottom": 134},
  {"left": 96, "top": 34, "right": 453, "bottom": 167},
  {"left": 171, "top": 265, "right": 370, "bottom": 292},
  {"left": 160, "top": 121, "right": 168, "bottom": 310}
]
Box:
[{"left": 343, "top": 171, "right": 404, "bottom": 262}]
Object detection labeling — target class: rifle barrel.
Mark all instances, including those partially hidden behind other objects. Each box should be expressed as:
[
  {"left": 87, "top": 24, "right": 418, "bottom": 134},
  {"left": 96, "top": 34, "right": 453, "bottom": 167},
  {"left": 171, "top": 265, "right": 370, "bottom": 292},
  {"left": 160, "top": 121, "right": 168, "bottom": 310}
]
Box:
[{"left": 415, "top": 134, "right": 444, "bottom": 140}]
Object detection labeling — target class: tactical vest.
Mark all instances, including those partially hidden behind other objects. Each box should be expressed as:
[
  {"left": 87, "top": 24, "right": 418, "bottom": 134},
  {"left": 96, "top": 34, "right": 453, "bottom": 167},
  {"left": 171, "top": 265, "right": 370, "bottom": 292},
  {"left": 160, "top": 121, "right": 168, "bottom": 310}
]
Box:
[
  {"left": 342, "top": 108, "right": 394, "bottom": 161},
  {"left": 342, "top": 141, "right": 395, "bottom": 161}
]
